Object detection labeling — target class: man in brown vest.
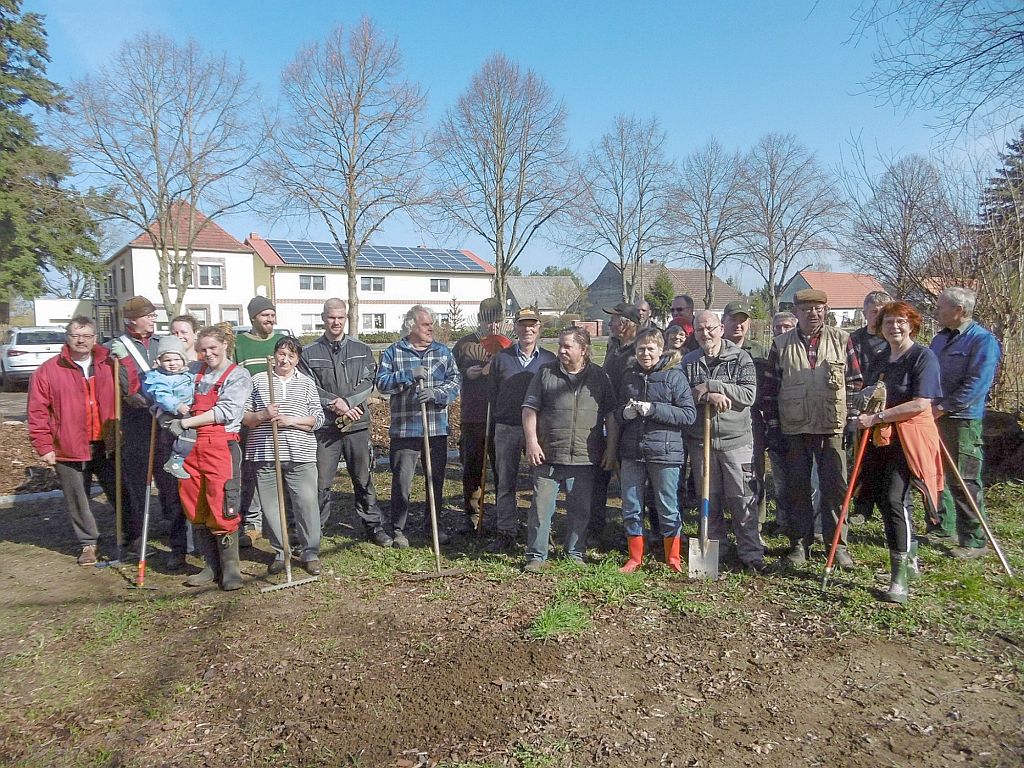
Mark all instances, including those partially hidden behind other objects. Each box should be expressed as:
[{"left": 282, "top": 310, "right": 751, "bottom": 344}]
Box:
[{"left": 761, "top": 289, "right": 863, "bottom": 568}]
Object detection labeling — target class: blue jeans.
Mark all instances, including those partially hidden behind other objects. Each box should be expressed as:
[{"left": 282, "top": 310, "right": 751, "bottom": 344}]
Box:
[
  {"left": 526, "top": 463, "right": 594, "bottom": 562},
  {"left": 492, "top": 423, "right": 526, "bottom": 536},
  {"left": 620, "top": 459, "right": 681, "bottom": 538}
]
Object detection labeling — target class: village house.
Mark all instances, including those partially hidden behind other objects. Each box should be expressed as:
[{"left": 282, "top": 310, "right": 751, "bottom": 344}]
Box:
[{"left": 778, "top": 270, "right": 886, "bottom": 325}]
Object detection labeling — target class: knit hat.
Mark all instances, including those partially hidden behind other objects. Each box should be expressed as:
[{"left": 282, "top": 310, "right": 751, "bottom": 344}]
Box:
[
  {"left": 155, "top": 335, "right": 189, "bottom": 363},
  {"left": 247, "top": 295, "right": 276, "bottom": 319},
  {"left": 478, "top": 297, "right": 503, "bottom": 323},
  {"left": 122, "top": 295, "right": 156, "bottom": 320}
]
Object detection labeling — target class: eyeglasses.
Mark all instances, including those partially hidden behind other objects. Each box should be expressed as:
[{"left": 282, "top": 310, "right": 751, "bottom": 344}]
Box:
[
  {"left": 694, "top": 325, "right": 721, "bottom": 334},
  {"left": 67, "top": 334, "right": 96, "bottom": 341},
  {"left": 883, "top": 317, "right": 911, "bottom": 327}
]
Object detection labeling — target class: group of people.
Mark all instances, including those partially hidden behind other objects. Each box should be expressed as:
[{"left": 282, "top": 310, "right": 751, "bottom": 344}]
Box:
[{"left": 27, "top": 283, "right": 999, "bottom": 603}]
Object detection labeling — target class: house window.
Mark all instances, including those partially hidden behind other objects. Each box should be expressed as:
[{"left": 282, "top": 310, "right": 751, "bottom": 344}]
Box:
[
  {"left": 187, "top": 306, "right": 209, "bottom": 326},
  {"left": 197, "top": 264, "right": 223, "bottom": 288},
  {"left": 361, "top": 313, "right": 384, "bottom": 330},
  {"left": 430, "top": 278, "right": 450, "bottom": 293},
  {"left": 301, "top": 314, "right": 321, "bottom": 334},
  {"left": 119, "top": 265, "right": 126, "bottom": 293},
  {"left": 299, "top": 274, "right": 325, "bottom": 291},
  {"left": 360, "top": 276, "right": 384, "bottom": 292},
  {"left": 439, "top": 313, "right": 451, "bottom": 326},
  {"left": 220, "top": 306, "right": 242, "bottom": 325}
]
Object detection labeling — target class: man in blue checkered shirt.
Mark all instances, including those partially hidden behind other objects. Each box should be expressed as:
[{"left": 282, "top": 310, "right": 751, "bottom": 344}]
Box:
[{"left": 376, "top": 305, "right": 461, "bottom": 548}]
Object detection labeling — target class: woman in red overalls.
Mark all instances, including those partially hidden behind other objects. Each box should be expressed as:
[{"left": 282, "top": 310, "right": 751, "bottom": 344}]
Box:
[{"left": 170, "top": 326, "right": 252, "bottom": 591}]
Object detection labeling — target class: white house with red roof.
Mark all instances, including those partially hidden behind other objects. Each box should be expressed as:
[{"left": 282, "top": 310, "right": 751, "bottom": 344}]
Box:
[
  {"left": 92, "top": 204, "right": 496, "bottom": 336},
  {"left": 247, "top": 234, "right": 496, "bottom": 334},
  {"left": 779, "top": 270, "right": 887, "bottom": 325},
  {"left": 100, "top": 204, "right": 257, "bottom": 335}
]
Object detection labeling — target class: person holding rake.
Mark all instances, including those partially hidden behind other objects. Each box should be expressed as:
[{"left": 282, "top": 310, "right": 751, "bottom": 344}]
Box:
[{"left": 854, "top": 301, "right": 943, "bottom": 604}]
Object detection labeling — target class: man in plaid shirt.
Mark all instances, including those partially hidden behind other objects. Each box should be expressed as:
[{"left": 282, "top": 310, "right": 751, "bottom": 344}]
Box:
[
  {"left": 376, "top": 305, "right": 461, "bottom": 548},
  {"left": 761, "top": 288, "right": 863, "bottom": 569}
]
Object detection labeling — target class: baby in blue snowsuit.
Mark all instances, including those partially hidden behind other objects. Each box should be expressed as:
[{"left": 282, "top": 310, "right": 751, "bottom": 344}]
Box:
[{"left": 142, "top": 336, "right": 196, "bottom": 479}]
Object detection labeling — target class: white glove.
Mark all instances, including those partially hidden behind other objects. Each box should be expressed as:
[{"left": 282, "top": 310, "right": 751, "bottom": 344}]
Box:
[
  {"left": 622, "top": 400, "right": 639, "bottom": 420},
  {"left": 635, "top": 401, "right": 653, "bottom": 417}
]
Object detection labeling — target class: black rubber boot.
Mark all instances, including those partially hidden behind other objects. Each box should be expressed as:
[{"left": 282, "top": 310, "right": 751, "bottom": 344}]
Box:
[
  {"left": 218, "top": 530, "right": 244, "bottom": 591},
  {"left": 907, "top": 540, "right": 920, "bottom": 582},
  {"left": 881, "top": 550, "right": 909, "bottom": 604},
  {"left": 184, "top": 526, "right": 220, "bottom": 587}
]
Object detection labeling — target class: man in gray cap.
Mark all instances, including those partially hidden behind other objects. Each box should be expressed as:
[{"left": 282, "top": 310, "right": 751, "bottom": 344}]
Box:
[
  {"left": 452, "top": 297, "right": 507, "bottom": 532},
  {"left": 234, "top": 295, "right": 285, "bottom": 546},
  {"left": 109, "top": 295, "right": 186, "bottom": 565},
  {"left": 722, "top": 300, "right": 769, "bottom": 531},
  {"left": 761, "top": 288, "right": 863, "bottom": 569}
]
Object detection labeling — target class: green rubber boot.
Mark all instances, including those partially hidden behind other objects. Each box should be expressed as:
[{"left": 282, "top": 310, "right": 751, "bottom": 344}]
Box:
[
  {"left": 184, "top": 526, "right": 220, "bottom": 587},
  {"left": 907, "top": 540, "right": 920, "bottom": 582},
  {"left": 218, "top": 530, "right": 244, "bottom": 591},
  {"left": 881, "top": 550, "right": 909, "bottom": 604}
]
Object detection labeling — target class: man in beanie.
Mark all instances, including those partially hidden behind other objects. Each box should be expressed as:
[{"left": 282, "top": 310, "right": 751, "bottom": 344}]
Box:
[
  {"left": 761, "top": 288, "right": 863, "bottom": 569},
  {"left": 451, "top": 297, "right": 507, "bottom": 532},
  {"left": 108, "top": 295, "right": 186, "bottom": 566},
  {"left": 233, "top": 295, "right": 286, "bottom": 546}
]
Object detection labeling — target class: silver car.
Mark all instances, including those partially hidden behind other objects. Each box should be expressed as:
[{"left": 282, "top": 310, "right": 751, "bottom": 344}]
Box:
[{"left": 0, "top": 326, "right": 66, "bottom": 390}]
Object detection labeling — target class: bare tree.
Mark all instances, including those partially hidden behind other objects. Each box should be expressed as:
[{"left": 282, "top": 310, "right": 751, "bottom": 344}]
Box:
[
  {"left": 671, "top": 138, "right": 745, "bottom": 309},
  {"left": 430, "top": 53, "right": 576, "bottom": 308},
  {"left": 853, "top": 0, "right": 1024, "bottom": 134},
  {"left": 839, "top": 144, "right": 957, "bottom": 298},
  {"left": 264, "top": 19, "right": 427, "bottom": 338},
  {"left": 55, "top": 33, "right": 264, "bottom": 316},
  {"left": 560, "top": 114, "right": 675, "bottom": 303},
  {"left": 736, "top": 133, "right": 845, "bottom": 312}
]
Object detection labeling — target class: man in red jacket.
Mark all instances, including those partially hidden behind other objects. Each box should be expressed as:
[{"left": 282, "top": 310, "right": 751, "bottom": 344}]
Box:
[{"left": 28, "top": 316, "right": 135, "bottom": 565}]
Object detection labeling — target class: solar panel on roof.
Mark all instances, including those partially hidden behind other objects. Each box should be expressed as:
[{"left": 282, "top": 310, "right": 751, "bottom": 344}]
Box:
[{"left": 265, "top": 238, "right": 486, "bottom": 272}]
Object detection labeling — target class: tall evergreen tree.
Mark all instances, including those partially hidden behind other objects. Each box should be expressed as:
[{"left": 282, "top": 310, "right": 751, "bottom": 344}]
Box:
[{"left": 0, "top": 0, "right": 98, "bottom": 301}]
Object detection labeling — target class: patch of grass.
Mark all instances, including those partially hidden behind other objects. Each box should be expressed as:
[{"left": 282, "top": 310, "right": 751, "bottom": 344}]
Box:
[
  {"left": 527, "top": 600, "right": 591, "bottom": 640},
  {"left": 511, "top": 738, "right": 574, "bottom": 768},
  {"left": 555, "top": 559, "right": 654, "bottom": 605}
]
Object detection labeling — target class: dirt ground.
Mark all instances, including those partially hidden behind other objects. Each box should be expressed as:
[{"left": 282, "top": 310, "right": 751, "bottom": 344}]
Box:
[{"left": 1, "top": 459, "right": 1022, "bottom": 768}]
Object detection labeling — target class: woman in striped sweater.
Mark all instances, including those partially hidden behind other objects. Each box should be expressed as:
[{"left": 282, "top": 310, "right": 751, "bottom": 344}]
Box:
[{"left": 244, "top": 336, "right": 325, "bottom": 575}]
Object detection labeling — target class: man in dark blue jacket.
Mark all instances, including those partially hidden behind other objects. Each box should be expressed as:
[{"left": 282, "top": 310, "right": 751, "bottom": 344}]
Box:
[
  {"left": 485, "top": 307, "right": 556, "bottom": 552},
  {"left": 929, "top": 287, "right": 1001, "bottom": 558}
]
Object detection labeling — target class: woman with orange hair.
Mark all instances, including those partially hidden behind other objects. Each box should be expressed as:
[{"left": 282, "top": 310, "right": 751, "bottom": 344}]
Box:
[{"left": 855, "top": 301, "right": 943, "bottom": 604}]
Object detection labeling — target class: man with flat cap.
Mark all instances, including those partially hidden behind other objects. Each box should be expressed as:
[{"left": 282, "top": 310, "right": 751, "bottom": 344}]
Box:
[
  {"left": 452, "top": 297, "right": 507, "bottom": 533},
  {"left": 234, "top": 295, "right": 286, "bottom": 546},
  {"left": 109, "top": 295, "right": 183, "bottom": 560},
  {"left": 761, "top": 288, "right": 863, "bottom": 569}
]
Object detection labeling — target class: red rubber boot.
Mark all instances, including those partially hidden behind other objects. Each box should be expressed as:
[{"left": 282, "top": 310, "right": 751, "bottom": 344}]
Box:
[
  {"left": 664, "top": 536, "right": 682, "bottom": 573},
  {"left": 619, "top": 535, "right": 644, "bottom": 573}
]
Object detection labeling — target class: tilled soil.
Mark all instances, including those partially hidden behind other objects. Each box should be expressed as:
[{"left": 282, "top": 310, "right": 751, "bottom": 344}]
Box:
[{"left": 0, "top": 487, "right": 1021, "bottom": 768}]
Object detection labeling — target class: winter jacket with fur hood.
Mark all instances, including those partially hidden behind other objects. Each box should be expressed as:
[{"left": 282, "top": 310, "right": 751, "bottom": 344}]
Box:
[
  {"left": 682, "top": 339, "right": 757, "bottom": 452},
  {"left": 616, "top": 351, "right": 696, "bottom": 464}
]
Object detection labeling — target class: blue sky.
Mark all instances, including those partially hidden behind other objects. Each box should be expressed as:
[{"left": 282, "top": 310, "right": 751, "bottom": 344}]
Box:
[{"left": 36, "top": 0, "right": 951, "bottom": 287}]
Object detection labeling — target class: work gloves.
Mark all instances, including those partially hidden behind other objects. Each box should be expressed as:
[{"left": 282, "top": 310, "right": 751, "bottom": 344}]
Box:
[
  {"left": 622, "top": 400, "right": 653, "bottom": 420},
  {"left": 415, "top": 387, "right": 443, "bottom": 405},
  {"left": 412, "top": 366, "right": 428, "bottom": 383}
]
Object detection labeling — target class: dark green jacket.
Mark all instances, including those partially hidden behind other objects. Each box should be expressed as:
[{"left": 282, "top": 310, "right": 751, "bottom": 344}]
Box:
[{"left": 522, "top": 361, "right": 615, "bottom": 465}]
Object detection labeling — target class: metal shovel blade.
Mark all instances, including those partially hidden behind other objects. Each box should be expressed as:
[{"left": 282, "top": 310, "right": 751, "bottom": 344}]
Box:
[{"left": 688, "top": 537, "right": 719, "bottom": 580}]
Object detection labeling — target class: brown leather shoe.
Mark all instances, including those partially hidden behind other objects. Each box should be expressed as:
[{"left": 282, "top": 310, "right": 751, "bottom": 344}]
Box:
[
  {"left": 77, "top": 544, "right": 97, "bottom": 566},
  {"left": 302, "top": 558, "right": 322, "bottom": 576}
]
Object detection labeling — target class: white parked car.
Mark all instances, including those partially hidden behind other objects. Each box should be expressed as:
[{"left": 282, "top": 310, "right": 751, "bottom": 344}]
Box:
[{"left": 0, "top": 326, "right": 66, "bottom": 390}]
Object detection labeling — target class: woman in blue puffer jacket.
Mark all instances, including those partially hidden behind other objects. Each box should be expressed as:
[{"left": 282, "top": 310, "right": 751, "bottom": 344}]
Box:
[{"left": 616, "top": 328, "right": 696, "bottom": 572}]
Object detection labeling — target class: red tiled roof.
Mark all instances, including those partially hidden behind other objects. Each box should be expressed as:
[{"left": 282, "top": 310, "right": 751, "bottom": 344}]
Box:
[
  {"left": 798, "top": 271, "right": 886, "bottom": 308},
  {"left": 246, "top": 233, "right": 283, "bottom": 266},
  {"left": 461, "top": 249, "right": 496, "bottom": 274},
  {"left": 130, "top": 202, "right": 250, "bottom": 253}
]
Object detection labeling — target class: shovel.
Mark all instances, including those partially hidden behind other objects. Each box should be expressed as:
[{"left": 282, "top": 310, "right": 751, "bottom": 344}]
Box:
[
  {"left": 97, "top": 356, "right": 126, "bottom": 569},
  {"left": 688, "top": 402, "right": 719, "bottom": 580},
  {"left": 129, "top": 415, "right": 159, "bottom": 589}
]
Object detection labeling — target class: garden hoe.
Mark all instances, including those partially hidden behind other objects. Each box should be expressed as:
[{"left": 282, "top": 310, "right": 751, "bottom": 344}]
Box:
[
  {"left": 823, "top": 378, "right": 885, "bottom": 590},
  {"left": 97, "top": 356, "right": 127, "bottom": 569},
  {"left": 404, "top": 374, "right": 462, "bottom": 580},
  {"left": 688, "top": 402, "right": 719, "bottom": 580},
  {"left": 261, "top": 356, "right": 319, "bottom": 593},
  {"left": 937, "top": 439, "right": 1014, "bottom": 577},
  {"left": 128, "top": 416, "right": 159, "bottom": 590}
]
